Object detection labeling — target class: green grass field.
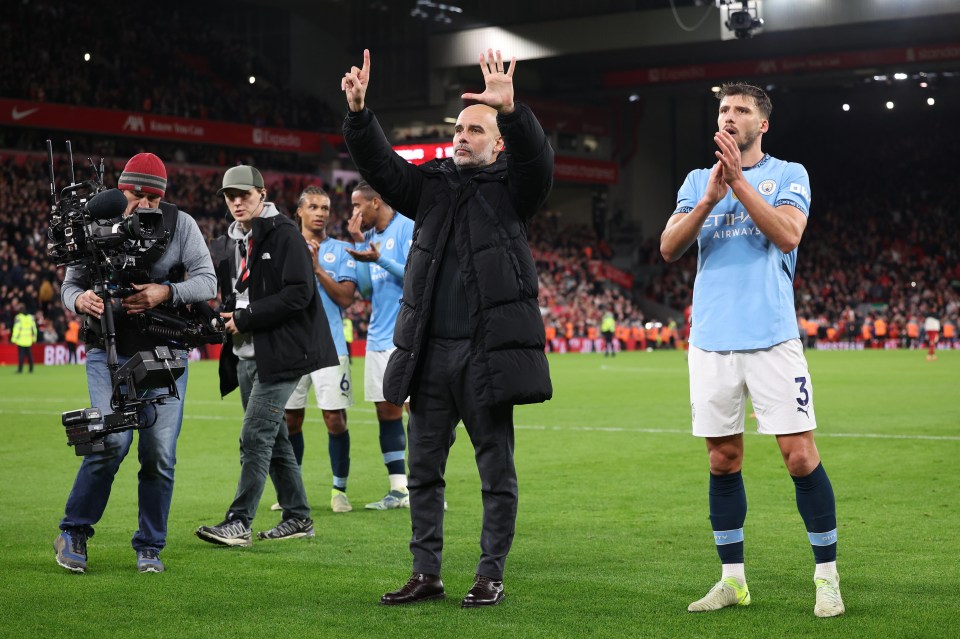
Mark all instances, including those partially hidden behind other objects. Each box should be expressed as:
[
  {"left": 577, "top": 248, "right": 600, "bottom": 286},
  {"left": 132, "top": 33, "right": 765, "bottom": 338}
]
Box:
[{"left": 1, "top": 350, "right": 958, "bottom": 639}]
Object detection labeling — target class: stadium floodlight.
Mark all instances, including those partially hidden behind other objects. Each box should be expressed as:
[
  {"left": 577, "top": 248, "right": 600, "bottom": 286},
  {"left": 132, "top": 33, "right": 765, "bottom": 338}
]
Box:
[{"left": 719, "top": 0, "right": 763, "bottom": 39}]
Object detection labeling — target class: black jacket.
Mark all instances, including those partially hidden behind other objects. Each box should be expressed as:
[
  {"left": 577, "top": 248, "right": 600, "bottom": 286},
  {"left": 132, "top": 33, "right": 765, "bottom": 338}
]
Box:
[
  {"left": 343, "top": 103, "right": 554, "bottom": 407},
  {"left": 217, "top": 213, "right": 337, "bottom": 394}
]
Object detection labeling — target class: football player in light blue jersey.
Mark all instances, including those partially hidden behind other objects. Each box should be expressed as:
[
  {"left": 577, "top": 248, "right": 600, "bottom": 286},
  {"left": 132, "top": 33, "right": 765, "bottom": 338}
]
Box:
[
  {"left": 661, "top": 83, "right": 844, "bottom": 618},
  {"left": 278, "top": 186, "right": 358, "bottom": 514},
  {"left": 347, "top": 180, "right": 414, "bottom": 510}
]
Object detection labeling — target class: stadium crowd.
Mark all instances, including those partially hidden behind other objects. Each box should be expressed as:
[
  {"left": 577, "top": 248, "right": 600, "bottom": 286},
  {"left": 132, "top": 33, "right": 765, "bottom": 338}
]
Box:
[{"left": 3, "top": 0, "right": 341, "bottom": 132}]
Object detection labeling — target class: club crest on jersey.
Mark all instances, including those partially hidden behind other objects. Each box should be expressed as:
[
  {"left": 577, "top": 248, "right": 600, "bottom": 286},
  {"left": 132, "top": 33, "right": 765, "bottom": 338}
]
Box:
[
  {"left": 758, "top": 179, "right": 777, "bottom": 195},
  {"left": 323, "top": 252, "right": 336, "bottom": 263},
  {"left": 385, "top": 238, "right": 395, "bottom": 250}
]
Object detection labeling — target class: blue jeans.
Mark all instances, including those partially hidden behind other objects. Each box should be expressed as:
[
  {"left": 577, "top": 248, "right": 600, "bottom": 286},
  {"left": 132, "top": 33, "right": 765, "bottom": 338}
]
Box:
[
  {"left": 60, "top": 347, "right": 189, "bottom": 552},
  {"left": 227, "top": 359, "right": 309, "bottom": 524}
]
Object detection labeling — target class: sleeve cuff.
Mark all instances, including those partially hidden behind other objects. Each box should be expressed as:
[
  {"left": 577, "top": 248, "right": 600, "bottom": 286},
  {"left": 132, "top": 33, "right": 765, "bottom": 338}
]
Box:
[{"left": 345, "top": 108, "right": 373, "bottom": 128}]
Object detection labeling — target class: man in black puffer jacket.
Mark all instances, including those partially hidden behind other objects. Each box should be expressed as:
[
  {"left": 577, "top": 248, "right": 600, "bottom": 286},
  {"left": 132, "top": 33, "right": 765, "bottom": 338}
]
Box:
[{"left": 342, "top": 48, "right": 553, "bottom": 607}]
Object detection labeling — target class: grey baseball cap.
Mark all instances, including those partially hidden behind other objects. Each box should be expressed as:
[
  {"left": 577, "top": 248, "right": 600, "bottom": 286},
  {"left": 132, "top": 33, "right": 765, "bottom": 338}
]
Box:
[{"left": 217, "top": 165, "right": 264, "bottom": 196}]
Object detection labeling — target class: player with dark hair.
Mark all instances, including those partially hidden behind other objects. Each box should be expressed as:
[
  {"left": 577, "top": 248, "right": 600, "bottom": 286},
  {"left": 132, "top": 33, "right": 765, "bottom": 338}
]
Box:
[
  {"left": 661, "top": 82, "right": 844, "bottom": 618},
  {"left": 278, "top": 185, "right": 358, "bottom": 513},
  {"left": 346, "top": 180, "right": 414, "bottom": 510}
]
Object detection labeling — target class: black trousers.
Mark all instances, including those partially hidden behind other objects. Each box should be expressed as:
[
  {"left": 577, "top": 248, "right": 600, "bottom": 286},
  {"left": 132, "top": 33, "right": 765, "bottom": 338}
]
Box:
[
  {"left": 17, "top": 345, "right": 34, "bottom": 372},
  {"left": 408, "top": 338, "right": 517, "bottom": 580}
]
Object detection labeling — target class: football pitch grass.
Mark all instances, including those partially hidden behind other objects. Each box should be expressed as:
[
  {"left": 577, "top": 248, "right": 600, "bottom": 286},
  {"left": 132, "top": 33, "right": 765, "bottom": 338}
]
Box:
[{"left": 1, "top": 349, "right": 957, "bottom": 639}]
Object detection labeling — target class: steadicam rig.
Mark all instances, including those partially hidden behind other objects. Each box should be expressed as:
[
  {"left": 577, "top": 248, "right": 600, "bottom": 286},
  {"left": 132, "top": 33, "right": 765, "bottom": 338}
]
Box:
[{"left": 46, "top": 141, "right": 221, "bottom": 455}]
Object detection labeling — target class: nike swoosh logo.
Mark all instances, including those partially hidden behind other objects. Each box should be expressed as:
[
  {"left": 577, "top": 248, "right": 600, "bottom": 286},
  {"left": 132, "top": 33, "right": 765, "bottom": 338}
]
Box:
[{"left": 11, "top": 107, "right": 39, "bottom": 121}]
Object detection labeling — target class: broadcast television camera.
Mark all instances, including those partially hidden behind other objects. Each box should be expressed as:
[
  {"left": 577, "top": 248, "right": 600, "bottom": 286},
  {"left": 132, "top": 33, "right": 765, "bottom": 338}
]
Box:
[{"left": 46, "top": 141, "right": 224, "bottom": 455}]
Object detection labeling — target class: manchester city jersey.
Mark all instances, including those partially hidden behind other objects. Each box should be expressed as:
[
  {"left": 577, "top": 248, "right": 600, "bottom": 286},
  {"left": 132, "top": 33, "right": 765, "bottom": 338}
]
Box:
[
  {"left": 674, "top": 154, "right": 811, "bottom": 351},
  {"left": 358, "top": 213, "right": 414, "bottom": 351},
  {"left": 317, "top": 237, "right": 358, "bottom": 357}
]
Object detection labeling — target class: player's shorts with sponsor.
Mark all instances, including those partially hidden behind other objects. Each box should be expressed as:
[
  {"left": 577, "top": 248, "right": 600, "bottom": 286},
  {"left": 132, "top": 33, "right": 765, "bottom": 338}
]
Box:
[
  {"left": 285, "top": 355, "right": 353, "bottom": 411},
  {"left": 689, "top": 338, "right": 816, "bottom": 437},
  {"left": 364, "top": 348, "right": 410, "bottom": 404},
  {"left": 926, "top": 331, "right": 939, "bottom": 343}
]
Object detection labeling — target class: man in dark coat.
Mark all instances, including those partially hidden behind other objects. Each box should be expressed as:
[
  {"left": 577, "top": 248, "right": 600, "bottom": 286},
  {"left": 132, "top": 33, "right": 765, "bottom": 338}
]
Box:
[
  {"left": 196, "top": 165, "right": 337, "bottom": 547},
  {"left": 342, "top": 48, "right": 553, "bottom": 607}
]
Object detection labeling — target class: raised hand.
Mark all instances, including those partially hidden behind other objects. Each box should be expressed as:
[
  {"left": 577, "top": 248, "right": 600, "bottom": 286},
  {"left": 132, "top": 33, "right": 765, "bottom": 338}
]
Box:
[
  {"left": 347, "top": 210, "right": 365, "bottom": 243},
  {"left": 461, "top": 49, "right": 516, "bottom": 114},
  {"left": 702, "top": 161, "right": 729, "bottom": 206},
  {"left": 342, "top": 48, "right": 371, "bottom": 113},
  {"left": 714, "top": 130, "right": 744, "bottom": 185}
]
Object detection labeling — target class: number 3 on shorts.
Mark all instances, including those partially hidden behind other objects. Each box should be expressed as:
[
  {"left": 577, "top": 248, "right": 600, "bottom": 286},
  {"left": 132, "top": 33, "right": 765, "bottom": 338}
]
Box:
[{"left": 794, "top": 376, "right": 809, "bottom": 407}]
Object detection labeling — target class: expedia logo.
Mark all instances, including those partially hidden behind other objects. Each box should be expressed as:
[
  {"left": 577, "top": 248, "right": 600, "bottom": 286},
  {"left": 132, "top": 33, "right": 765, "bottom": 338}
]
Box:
[
  {"left": 253, "top": 128, "right": 264, "bottom": 144},
  {"left": 758, "top": 179, "right": 776, "bottom": 195}
]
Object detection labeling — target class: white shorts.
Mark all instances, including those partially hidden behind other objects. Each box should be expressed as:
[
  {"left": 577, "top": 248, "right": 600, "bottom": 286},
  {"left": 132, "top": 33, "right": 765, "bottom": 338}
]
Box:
[
  {"left": 284, "top": 355, "right": 353, "bottom": 411},
  {"left": 689, "top": 339, "right": 817, "bottom": 437},
  {"left": 364, "top": 348, "right": 394, "bottom": 402}
]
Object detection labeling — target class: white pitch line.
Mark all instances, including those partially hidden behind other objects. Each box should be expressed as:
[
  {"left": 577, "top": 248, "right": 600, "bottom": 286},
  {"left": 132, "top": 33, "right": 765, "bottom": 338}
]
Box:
[{"left": 5, "top": 409, "right": 959, "bottom": 441}]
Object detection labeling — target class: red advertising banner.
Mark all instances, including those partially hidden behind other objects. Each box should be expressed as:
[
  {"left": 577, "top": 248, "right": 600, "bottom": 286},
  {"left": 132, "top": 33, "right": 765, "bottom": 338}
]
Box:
[
  {"left": 393, "top": 142, "right": 619, "bottom": 184},
  {"left": 604, "top": 42, "right": 960, "bottom": 87},
  {"left": 0, "top": 98, "right": 342, "bottom": 154},
  {"left": 588, "top": 260, "right": 634, "bottom": 289}
]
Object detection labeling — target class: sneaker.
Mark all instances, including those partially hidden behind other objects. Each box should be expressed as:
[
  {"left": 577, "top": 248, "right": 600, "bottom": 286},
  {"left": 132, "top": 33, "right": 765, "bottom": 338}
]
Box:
[
  {"left": 365, "top": 489, "right": 410, "bottom": 510},
  {"left": 136, "top": 549, "right": 164, "bottom": 573},
  {"left": 195, "top": 518, "right": 252, "bottom": 547},
  {"left": 687, "top": 577, "right": 751, "bottom": 612},
  {"left": 257, "top": 517, "right": 315, "bottom": 540},
  {"left": 270, "top": 502, "right": 282, "bottom": 511},
  {"left": 331, "top": 489, "right": 352, "bottom": 513},
  {"left": 814, "top": 575, "right": 845, "bottom": 618},
  {"left": 54, "top": 530, "right": 87, "bottom": 573}
]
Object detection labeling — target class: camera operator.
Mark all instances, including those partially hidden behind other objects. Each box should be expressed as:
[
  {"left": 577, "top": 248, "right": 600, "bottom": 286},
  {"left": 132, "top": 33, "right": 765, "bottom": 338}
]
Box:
[{"left": 55, "top": 153, "right": 216, "bottom": 574}]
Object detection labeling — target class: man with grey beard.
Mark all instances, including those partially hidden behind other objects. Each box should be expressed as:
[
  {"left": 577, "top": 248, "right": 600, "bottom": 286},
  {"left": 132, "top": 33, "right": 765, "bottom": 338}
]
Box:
[{"left": 341, "top": 48, "right": 554, "bottom": 607}]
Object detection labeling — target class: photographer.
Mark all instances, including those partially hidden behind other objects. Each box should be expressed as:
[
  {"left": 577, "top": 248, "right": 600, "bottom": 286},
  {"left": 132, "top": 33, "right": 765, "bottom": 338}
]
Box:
[
  {"left": 195, "top": 165, "right": 337, "bottom": 547},
  {"left": 55, "top": 153, "right": 216, "bottom": 574}
]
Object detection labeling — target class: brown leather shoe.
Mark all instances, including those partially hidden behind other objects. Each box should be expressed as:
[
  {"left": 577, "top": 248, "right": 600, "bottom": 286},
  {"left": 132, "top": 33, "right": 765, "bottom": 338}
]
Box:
[
  {"left": 380, "top": 573, "right": 445, "bottom": 605},
  {"left": 461, "top": 574, "right": 505, "bottom": 608}
]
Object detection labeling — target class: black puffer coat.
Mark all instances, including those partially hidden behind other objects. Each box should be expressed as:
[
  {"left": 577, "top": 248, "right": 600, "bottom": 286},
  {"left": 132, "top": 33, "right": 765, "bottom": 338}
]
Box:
[{"left": 343, "top": 103, "right": 554, "bottom": 407}]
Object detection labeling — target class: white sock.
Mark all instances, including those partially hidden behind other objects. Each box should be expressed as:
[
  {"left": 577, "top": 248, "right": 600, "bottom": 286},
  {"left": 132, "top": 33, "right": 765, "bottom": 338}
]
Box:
[
  {"left": 389, "top": 474, "right": 408, "bottom": 492},
  {"left": 815, "top": 561, "right": 838, "bottom": 581},
  {"left": 721, "top": 563, "right": 746, "bottom": 582}
]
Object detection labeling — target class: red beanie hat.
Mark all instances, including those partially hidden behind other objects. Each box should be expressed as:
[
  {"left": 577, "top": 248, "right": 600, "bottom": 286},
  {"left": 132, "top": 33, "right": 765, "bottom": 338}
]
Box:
[{"left": 118, "top": 153, "right": 167, "bottom": 196}]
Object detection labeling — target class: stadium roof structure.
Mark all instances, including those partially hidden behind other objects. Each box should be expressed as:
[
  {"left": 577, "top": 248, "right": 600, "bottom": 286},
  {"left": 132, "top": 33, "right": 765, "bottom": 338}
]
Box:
[{"left": 272, "top": 0, "right": 960, "bottom": 106}]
